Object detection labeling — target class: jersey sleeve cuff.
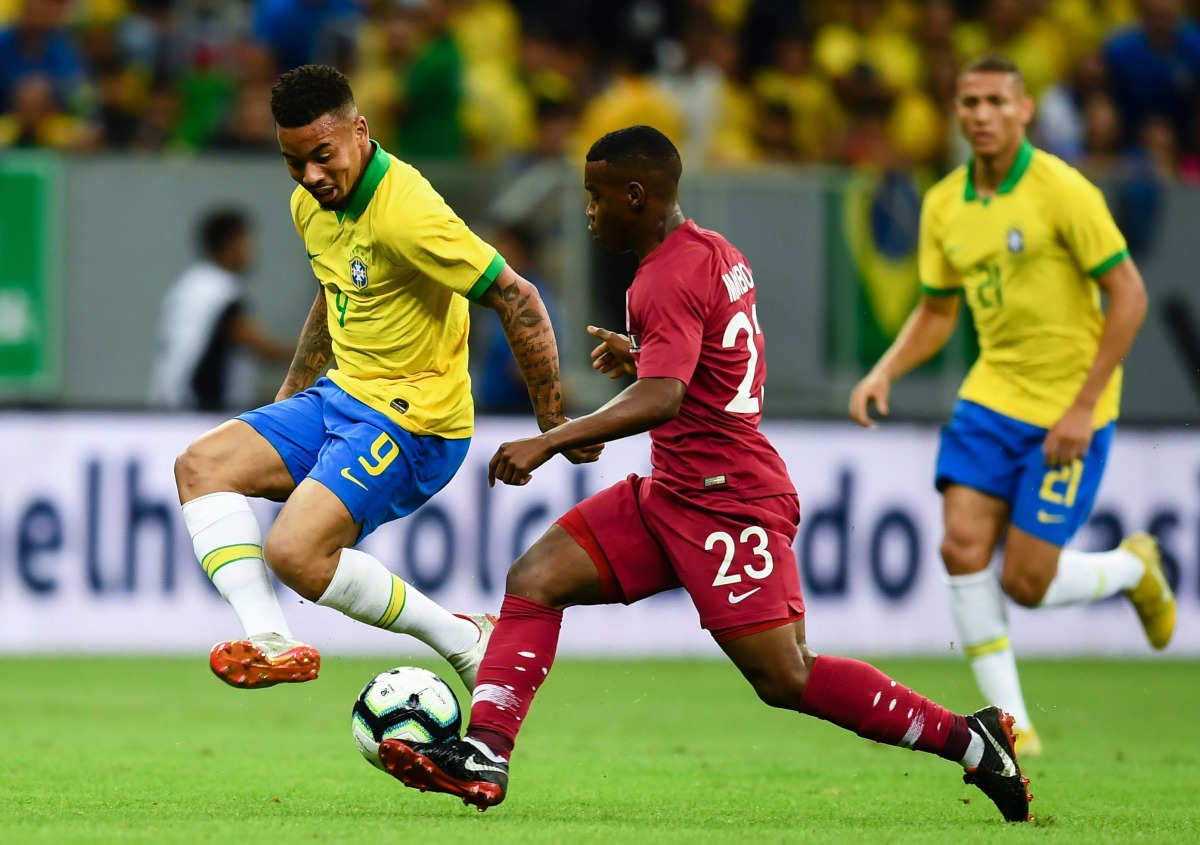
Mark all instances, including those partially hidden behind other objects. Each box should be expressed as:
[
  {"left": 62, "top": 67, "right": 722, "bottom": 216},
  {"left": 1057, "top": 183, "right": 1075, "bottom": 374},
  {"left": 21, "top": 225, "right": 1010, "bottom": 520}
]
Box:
[
  {"left": 465, "top": 251, "right": 507, "bottom": 301},
  {"left": 920, "top": 283, "right": 963, "bottom": 297},
  {"left": 1087, "top": 248, "right": 1130, "bottom": 279}
]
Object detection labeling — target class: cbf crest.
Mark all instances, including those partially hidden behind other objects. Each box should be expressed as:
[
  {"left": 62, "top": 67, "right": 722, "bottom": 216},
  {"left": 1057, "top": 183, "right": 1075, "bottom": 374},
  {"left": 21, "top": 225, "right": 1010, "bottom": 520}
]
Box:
[
  {"left": 349, "top": 248, "right": 369, "bottom": 290},
  {"left": 1006, "top": 228, "right": 1024, "bottom": 254}
]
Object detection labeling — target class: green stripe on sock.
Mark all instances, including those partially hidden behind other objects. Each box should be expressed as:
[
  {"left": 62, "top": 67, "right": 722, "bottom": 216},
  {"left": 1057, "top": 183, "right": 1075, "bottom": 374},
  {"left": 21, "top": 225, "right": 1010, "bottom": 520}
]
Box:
[
  {"left": 374, "top": 575, "right": 407, "bottom": 629},
  {"left": 201, "top": 543, "right": 263, "bottom": 579}
]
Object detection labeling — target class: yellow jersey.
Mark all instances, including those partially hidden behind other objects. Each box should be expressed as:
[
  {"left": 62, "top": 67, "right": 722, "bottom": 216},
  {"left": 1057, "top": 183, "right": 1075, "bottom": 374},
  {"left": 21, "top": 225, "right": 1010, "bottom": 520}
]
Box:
[
  {"left": 291, "top": 141, "right": 505, "bottom": 439},
  {"left": 918, "top": 139, "right": 1129, "bottom": 429}
]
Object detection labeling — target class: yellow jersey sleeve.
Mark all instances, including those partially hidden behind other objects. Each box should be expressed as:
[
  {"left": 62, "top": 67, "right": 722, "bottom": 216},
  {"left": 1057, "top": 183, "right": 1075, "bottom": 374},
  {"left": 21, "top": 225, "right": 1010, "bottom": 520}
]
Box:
[
  {"left": 918, "top": 184, "right": 963, "bottom": 297},
  {"left": 1053, "top": 166, "right": 1129, "bottom": 278},
  {"left": 377, "top": 167, "right": 506, "bottom": 300}
]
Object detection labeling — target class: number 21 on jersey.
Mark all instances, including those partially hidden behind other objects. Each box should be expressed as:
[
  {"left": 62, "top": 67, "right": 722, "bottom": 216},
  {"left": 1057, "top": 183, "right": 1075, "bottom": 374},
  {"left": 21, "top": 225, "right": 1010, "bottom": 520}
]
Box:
[{"left": 723, "top": 305, "right": 763, "bottom": 414}]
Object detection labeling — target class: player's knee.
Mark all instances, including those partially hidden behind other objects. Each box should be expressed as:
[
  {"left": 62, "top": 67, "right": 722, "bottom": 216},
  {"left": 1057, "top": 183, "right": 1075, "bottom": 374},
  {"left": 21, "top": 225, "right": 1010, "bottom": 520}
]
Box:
[
  {"left": 505, "top": 549, "right": 566, "bottom": 607},
  {"left": 940, "top": 533, "right": 989, "bottom": 576},
  {"left": 262, "top": 534, "right": 321, "bottom": 600},
  {"left": 1000, "top": 569, "right": 1050, "bottom": 608},
  {"left": 750, "top": 665, "right": 809, "bottom": 711}
]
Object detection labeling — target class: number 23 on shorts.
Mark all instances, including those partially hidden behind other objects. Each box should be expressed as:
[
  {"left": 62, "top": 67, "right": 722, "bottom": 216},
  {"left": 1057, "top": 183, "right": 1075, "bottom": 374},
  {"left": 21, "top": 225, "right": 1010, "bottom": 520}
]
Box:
[{"left": 707, "top": 526, "right": 774, "bottom": 603}]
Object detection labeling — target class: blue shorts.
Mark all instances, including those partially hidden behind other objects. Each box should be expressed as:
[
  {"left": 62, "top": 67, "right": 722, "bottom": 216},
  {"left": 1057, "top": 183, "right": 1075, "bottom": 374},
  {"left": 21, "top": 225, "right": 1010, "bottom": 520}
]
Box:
[
  {"left": 935, "top": 400, "right": 1114, "bottom": 546},
  {"left": 239, "top": 377, "right": 470, "bottom": 539}
]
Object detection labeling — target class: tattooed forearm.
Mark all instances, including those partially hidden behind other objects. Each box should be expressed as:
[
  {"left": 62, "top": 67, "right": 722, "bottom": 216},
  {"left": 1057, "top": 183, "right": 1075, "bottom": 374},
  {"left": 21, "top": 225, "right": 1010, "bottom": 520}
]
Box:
[
  {"left": 276, "top": 291, "right": 333, "bottom": 401},
  {"left": 481, "top": 270, "right": 564, "bottom": 429}
]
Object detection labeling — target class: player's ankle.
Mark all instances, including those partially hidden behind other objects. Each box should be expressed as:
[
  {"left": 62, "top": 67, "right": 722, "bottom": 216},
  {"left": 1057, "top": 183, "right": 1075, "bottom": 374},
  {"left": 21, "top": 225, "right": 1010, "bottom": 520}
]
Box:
[{"left": 466, "top": 728, "right": 513, "bottom": 761}]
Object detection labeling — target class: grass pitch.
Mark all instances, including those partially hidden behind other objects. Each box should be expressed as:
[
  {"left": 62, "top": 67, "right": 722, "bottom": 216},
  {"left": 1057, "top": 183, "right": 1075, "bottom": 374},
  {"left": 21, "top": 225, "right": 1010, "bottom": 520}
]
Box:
[{"left": 1, "top": 656, "right": 1197, "bottom": 845}]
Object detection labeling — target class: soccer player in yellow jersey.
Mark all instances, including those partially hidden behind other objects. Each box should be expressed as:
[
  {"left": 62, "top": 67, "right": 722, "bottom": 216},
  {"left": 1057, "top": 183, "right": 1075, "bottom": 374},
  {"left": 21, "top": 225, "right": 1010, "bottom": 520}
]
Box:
[
  {"left": 173, "top": 64, "right": 598, "bottom": 692},
  {"left": 849, "top": 55, "right": 1176, "bottom": 757}
]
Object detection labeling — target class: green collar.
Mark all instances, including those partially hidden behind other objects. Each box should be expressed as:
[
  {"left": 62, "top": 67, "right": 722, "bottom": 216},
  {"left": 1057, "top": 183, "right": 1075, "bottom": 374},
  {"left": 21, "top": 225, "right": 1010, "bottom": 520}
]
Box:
[
  {"left": 964, "top": 138, "right": 1034, "bottom": 202},
  {"left": 337, "top": 140, "right": 390, "bottom": 223}
]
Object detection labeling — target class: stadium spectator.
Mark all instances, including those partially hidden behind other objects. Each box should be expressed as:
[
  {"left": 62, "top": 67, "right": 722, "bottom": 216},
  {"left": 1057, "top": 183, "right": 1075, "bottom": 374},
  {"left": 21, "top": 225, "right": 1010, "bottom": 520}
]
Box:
[
  {"left": 953, "top": 0, "right": 1067, "bottom": 96},
  {"left": 393, "top": 0, "right": 467, "bottom": 160},
  {"left": 0, "top": 0, "right": 89, "bottom": 115},
  {"left": 752, "top": 27, "right": 842, "bottom": 162},
  {"left": 0, "top": 71, "right": 94, "bottom": 149},
  {"left": 149, "top": 208, "right": 293, "bottom": 412},
  {"left": 252, "top": 0, "right": 361, "bottom": 73},
  {"left": 1103, "top": 0, "right": 1200, "bottom": 149},
  {"left": 1034, "top": 53, "right": 1108, "bottom": 163}
]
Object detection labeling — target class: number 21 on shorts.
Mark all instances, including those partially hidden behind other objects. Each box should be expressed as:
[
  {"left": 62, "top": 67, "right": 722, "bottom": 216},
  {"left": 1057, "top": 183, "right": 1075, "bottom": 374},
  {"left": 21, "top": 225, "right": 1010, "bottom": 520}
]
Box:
[{"left": 707, "top": 526, "right": 774, "bottom": 603}]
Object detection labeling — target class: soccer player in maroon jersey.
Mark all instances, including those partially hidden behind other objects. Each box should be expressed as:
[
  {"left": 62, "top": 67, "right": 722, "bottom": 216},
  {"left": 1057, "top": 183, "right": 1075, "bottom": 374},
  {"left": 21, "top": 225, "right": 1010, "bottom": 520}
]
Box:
[{"left": 377, "top": 126, "right": 1033, "bottom": 823}]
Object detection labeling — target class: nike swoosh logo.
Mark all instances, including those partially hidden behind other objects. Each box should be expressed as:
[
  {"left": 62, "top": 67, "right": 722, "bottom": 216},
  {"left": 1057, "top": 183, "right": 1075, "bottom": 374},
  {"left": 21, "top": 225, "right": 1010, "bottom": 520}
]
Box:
[
  {"left": 463, "top": 756, "right": 507, "bottom": 775},
  {"left": 728, "top": 587, "right": 762, "bottom": 604},
  {"left": 1036, "top": 510, "right": 1065, "bottom": 524},
  {"left": 340, "top": 468, "right": 367, "bottom": 490},
  {"left": 307, "top": 251, "right": 321, "bottom": 261},
  {"left": 981, "top": 727, "right": 1017, "bottom": 777}
]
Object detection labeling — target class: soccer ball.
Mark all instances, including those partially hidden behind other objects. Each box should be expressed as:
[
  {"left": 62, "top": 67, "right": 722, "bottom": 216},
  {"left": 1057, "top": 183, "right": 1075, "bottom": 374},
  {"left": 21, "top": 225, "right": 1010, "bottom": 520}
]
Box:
[{"left": 351, "top": 666, "right": 462, "bottom": 770}]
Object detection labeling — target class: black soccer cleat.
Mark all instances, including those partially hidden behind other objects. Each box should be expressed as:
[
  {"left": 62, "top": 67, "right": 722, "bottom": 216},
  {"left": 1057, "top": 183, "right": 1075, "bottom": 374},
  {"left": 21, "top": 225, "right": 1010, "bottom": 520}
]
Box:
[
  {"left": 379, "top": 738, "right": 508, "bottom": 811},
  {"left": 963, "top": 706, "right": 1033, "bottom": 822}
]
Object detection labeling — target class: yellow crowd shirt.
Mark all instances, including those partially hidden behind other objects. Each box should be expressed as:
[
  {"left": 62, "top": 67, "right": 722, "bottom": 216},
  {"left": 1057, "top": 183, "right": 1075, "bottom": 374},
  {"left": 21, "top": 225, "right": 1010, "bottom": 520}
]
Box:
[
  {"left": 291, "top": 141, "right": 505, "bottom": 438},
  {"left": 918, "top": 139, "right": 1130, "bottom": 430}
]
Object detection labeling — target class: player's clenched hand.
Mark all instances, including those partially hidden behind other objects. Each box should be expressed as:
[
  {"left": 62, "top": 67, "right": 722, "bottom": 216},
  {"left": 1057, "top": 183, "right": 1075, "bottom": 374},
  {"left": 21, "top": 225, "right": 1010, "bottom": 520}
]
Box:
[
  {"left": 588, "top": 325, "right": 636, "bottom": 379},
  {"left": 489, "top": 436, "right": 554, "bottom": 486},
  {"left": 1043, "top": 404, "right": 1093, "bottom": 466},
  {"left": 849, "top": 371, "right": 891, "bottom": 428}
]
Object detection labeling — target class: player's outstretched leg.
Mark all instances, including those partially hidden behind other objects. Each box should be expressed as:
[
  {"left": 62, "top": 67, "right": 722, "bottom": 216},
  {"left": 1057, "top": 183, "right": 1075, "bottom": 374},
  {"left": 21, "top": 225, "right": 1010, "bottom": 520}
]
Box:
[
  {"left": 445, "top": 613, "right": 497, "bottom": 690},
  {"left": 209, "top": 632, "right": 320, "bottom": 689},
  {"left": 963, "top": 706, "right": 1033, "bottom": 822},
  {"left": 379, "top": 738, "right": 509, "bottom": 810},
  {"left": 1120, "top": 532, "right": 1176, "bottom": 649}
]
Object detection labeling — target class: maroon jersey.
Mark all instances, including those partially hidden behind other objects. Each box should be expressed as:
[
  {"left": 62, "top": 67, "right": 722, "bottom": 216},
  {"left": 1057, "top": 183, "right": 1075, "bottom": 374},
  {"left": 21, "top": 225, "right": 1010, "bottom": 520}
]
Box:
[{"left": 627, "top": 220, "right": 795, "bottom": 500}]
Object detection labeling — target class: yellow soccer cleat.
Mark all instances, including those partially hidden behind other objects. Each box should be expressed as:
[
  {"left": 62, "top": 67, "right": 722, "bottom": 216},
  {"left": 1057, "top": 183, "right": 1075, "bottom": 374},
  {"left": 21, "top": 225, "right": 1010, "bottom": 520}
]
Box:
[
  {"left": 1014, "top": 724, "right": 1043, "bottom": 759},
  {"left": 1121, "top": 532, "right": 1176, "bottom": 650}
]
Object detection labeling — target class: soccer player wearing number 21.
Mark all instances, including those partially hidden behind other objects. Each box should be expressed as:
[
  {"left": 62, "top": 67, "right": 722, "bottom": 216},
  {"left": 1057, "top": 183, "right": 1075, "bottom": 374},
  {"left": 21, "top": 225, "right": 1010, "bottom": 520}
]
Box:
[
  {"left": 173, "top": 65, "right": 599, "bottom": 693},
  {"left": 377, "top": 125, "right": 1033, "bottom": 823},
  {"left": 849, "top": 55, "right": 1176, "bottom": 758}
]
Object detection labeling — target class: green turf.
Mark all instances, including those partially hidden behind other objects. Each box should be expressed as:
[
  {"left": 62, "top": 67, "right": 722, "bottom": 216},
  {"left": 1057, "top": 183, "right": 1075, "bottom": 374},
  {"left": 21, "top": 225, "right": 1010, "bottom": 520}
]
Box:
[{"left": 1, "top": 656, "right": 1197, "bottom": 844}]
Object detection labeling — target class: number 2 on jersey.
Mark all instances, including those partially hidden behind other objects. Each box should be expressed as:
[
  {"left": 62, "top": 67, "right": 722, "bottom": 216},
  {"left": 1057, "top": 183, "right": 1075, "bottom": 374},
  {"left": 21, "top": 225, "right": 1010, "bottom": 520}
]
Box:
[{"left": 723, "top": 306, "right": 763, "bottom": 414}]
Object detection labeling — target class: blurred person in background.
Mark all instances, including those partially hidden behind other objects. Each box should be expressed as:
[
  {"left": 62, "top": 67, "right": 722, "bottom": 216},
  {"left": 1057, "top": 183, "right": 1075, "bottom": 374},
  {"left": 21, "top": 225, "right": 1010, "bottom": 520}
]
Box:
[
  {"left": 1103, "top": 0, "right": 1200, "bottom": 150},
  {"left": 752, "top": 26, "right": 841, "bottom": 163},
  {"left": 850, "top": 55, "right": 1175, "bottom": 759},
  {"left": 1033, "top": 53, "right": 1108, "bottom": 163},
  {"left": 0, "top": 0, "right": 89, "bottom": 116},
  {"left": 0, "top": 71, "right": 95, "bottom": 148},
  {"left": 253, "top": 0, "right": 361, "bottom": 73},
  {"left": 150, "top": 207, "right": 294, "bottom": 412},
  {"left": 393, "top": 0, "right": 466, "bottom": 160}
]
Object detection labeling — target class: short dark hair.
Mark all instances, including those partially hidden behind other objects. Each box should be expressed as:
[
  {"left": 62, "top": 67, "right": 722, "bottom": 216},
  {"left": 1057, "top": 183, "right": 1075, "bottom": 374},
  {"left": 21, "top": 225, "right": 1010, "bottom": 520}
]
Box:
[
  {"left": 960, "top": 54, "right": 1026, "bottom": 88},
  {"left": 270, "top": 64, "right": 356, "bottom": 128},
  {"left": 199, "top": 208, "right": 249, "bottom": 257},
  {"left": 586, "top": 125, "right": 682, "bottom": 183}
]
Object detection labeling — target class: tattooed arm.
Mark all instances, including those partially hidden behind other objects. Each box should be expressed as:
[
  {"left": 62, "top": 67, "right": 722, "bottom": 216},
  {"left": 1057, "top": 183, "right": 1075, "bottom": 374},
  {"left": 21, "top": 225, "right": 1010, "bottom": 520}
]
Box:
[
  {"left": 275, "top": 290, "right": 333, "bottom": 402},
  {"left": 477, "top": 264, "right": 566, "bottom": 430}
]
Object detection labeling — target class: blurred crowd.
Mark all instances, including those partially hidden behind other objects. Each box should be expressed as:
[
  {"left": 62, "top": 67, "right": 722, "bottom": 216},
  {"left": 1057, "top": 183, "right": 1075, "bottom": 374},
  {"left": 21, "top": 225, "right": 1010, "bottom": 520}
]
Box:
[{"left": 2, "top": 0, "right": 1199, "bottom": 183}]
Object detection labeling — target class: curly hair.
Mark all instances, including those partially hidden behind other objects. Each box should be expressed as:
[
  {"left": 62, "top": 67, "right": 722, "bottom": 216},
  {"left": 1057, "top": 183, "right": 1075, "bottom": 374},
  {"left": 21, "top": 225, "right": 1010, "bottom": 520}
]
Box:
[{"left": 270, "top": 64, "right": 356, "bottom": 128}]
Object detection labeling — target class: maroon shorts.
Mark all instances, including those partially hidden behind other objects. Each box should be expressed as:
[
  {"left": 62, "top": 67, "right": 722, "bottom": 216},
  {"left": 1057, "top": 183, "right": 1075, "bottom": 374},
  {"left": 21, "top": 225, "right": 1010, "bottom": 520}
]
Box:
[{"left": 558, "top": 474, "right": 805, "bottom": 642}]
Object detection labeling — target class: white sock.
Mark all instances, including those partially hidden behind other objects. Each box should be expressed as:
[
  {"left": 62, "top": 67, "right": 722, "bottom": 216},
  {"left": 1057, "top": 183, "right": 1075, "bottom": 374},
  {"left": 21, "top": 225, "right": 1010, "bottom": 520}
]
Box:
[
  {"left": 947, "top": 570, "right": 1033, "bottom": 730},
  {"left": 316, "top": 548, "right": 478, "bottom": 658},
  {"left": 1037, "top": 547, "right": 1144, "bottom": 607},
  {"left": 183, "top": 492, "right": 291, "bottom": 638},
  {"left": 960, "top": 731, "right": 985, "bottom": 770}
]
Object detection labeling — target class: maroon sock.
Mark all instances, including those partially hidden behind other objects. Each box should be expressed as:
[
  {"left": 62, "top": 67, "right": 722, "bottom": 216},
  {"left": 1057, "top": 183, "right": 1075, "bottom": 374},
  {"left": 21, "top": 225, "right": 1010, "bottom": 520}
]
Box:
[
  {"left": 799, "top": 655, "right": 971, "bottom": 762},
  {"left": 464, "top": 594, "right": 563, "bottom": 760}
]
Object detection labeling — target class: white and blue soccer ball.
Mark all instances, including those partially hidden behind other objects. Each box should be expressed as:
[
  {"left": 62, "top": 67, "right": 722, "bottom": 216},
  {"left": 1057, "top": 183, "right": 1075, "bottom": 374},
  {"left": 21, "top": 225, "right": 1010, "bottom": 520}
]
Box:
[{"left": 351, "top": 666, "right": 462, "bottom": 770}]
